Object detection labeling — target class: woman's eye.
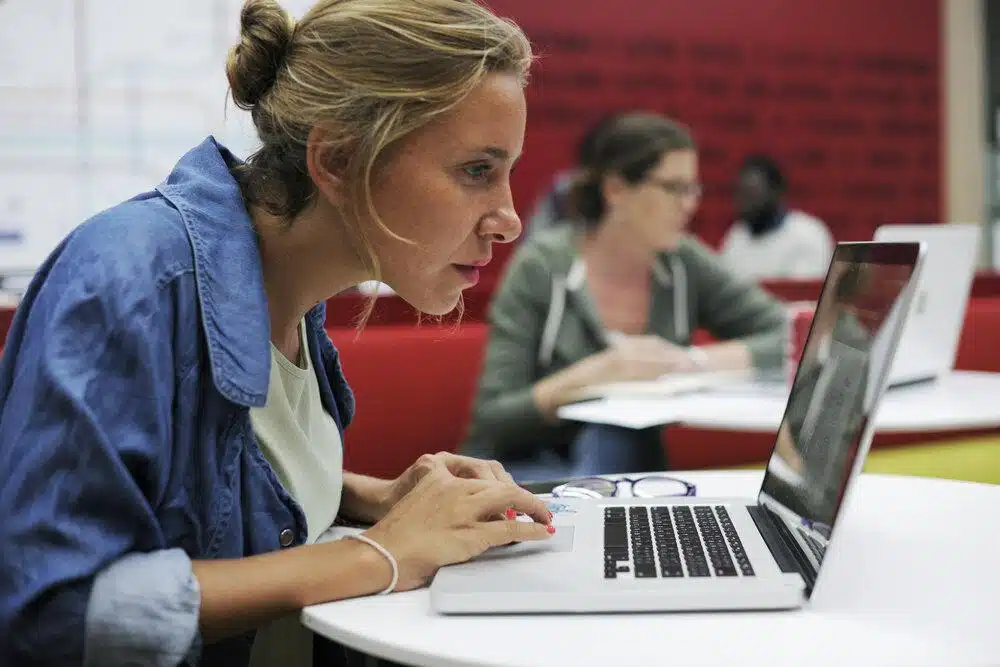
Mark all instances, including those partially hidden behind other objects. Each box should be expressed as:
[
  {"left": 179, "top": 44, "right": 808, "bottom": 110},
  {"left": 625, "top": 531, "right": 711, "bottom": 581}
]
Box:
[{"left": 463, "top": 164, "right": 492, "bottom": 180}]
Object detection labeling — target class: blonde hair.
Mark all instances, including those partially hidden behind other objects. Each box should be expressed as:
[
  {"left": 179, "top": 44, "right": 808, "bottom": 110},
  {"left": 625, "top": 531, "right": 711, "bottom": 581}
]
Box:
[{"left": 225, "top": 0, "right": 533, "bottom": 292}]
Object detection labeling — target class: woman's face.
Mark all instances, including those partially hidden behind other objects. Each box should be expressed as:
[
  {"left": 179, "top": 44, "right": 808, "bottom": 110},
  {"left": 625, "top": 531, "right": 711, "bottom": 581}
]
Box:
[
  {"left": 604, "top": 148, "right": 701, "bottom": 251},
  {"left": 366, "top": 72, "right": 525, "bottom": 315}
]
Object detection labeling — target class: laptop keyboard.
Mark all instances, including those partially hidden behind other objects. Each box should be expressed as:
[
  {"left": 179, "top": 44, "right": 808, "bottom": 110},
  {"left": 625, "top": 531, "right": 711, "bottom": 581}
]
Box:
[
  {"left": 797, "top": 527, "right": 827, "bottom": 562},
  {"left": 603, "top": 505, "right": 755, "bottom": 579}
]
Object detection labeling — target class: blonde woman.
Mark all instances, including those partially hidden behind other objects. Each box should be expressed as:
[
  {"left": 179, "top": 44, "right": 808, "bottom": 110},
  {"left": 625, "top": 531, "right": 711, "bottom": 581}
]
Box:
[{"left": 0, "top": 1, "right": 553, "bottom": 666}]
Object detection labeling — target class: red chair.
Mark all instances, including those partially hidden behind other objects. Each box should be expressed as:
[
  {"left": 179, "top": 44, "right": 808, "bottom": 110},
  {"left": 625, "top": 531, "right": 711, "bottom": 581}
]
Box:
[{"left": 329, "top": 323, "right": 488, "bottom": 479}]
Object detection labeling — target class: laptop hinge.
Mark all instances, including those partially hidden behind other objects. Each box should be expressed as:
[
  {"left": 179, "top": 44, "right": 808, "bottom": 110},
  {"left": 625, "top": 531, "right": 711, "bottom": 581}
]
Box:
[{"left": 746, "top": 504, "right": 817, "bottom": 595}]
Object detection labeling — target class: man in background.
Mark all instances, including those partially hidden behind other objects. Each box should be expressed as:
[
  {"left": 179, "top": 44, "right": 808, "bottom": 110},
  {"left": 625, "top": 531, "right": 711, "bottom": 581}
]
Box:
[{"left": 719, "top": 154, "right": 834, "bottom": 281}]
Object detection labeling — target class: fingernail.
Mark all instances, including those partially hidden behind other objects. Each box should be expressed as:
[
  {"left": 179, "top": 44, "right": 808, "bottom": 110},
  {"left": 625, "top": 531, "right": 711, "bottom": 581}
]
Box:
[
  {"left": 546, "top": 524, "right": 556, "bottom": 534},
  {"left": 505, "top": 508, "right": 516, "bottom": 520}
]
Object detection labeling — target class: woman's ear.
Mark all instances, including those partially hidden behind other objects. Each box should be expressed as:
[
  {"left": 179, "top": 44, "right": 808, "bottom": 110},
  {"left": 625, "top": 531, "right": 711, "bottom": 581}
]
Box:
[
  {"left": 305, "top": 125, "right": 349, "bottom": 206},
  {"left": 600, "top": 171, "right": 628, "bottom": 210}
]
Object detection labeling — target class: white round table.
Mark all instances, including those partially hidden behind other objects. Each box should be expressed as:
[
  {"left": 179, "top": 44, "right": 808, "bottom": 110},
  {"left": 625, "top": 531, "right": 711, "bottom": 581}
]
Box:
[
  {"left": 558, "top": 370, "right": 1000, "bottom": 433},
  {"left": 302, "top": 470, "right": 1000, "bottom": 667}
]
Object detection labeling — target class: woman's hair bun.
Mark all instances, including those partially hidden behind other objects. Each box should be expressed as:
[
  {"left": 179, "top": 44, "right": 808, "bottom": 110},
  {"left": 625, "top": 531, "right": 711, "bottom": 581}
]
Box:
[
  {"left": 565, "top": 171, "right": 605, "bottom": 223},
  {"left": 226, "top": 0, "right": 296, "bottom": 110}
]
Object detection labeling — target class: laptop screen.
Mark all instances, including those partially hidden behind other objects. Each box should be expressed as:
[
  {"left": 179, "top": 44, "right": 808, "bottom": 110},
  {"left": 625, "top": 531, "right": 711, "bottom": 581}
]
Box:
[{"left": 758, "top": 242, "right": 922, "bottom": 569}]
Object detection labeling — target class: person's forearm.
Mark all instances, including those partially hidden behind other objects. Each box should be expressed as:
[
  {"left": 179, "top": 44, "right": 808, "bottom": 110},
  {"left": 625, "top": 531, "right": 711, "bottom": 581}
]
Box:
[
  {"left": 192, "top": 538, "right": 392, "bottom": 643},
  {"left": 531, "top": 354, "right": 605, "bottom": 419},
  {"left": 340, "top": 472, "right": 392, "bottom": 523},
  {"left": 697, "top": 341, "right": 751, "bottom": 372}
]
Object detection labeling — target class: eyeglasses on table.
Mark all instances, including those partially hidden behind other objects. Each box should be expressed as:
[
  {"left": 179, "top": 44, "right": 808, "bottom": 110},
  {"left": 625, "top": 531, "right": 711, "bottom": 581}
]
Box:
[{"left": 547, "top": 474, "right": 697, "bottom": 499}]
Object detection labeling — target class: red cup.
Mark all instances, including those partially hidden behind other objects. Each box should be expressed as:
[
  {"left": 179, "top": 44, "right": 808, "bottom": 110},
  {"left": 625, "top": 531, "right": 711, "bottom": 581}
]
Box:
[{"left": 785, "top": 301, "right": 816, "bottom": 384}]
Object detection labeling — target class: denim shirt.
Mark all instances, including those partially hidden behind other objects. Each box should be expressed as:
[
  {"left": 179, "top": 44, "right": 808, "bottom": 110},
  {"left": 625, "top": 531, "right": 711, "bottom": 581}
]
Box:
[{"left": 0, "top": 137, "right": 356, "bottom": 667}]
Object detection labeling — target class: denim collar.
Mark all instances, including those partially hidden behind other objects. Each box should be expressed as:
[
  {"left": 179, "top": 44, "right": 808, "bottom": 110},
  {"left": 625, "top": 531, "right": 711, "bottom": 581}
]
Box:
[{"left": 155, "top": 137, "right": 271, "bottom": 407}]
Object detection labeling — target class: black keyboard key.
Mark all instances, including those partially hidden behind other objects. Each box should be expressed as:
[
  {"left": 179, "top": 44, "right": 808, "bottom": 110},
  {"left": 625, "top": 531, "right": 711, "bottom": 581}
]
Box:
[{"left": 634, "top": 564, "right": 657, "bottom": 578}]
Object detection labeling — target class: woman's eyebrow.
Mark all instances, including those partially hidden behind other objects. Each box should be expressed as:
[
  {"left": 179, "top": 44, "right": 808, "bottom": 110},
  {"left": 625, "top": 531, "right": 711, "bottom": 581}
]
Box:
[{"left": 475, "top": 146, "right": 522, "bottom": 163}]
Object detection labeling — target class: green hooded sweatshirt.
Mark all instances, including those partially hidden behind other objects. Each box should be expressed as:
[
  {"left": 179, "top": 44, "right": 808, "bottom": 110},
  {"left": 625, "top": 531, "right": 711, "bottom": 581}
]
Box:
[{"left": 462, "top": 225, "right": 788, "bottom": 463}]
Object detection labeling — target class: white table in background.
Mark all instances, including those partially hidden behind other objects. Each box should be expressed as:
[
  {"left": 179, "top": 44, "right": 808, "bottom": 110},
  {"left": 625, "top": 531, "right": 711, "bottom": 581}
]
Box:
[
  {"left": 302, "top": 471, "right": 999, "bottom": 667},
  {"left": 557, "top": 370, "right": 1000, "bottom": 433}
]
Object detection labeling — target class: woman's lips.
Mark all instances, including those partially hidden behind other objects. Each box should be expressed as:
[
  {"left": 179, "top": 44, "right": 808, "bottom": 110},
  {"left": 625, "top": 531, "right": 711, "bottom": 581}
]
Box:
[
  {"left": 452, "top": 265, "right": 481, "bottom": 285},
  {"left": 452, "top": 256, "right": 490, "bottom": 285}
]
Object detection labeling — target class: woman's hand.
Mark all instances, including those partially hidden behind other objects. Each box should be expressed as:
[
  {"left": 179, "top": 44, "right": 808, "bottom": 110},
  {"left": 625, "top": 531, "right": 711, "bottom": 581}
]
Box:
[
  {"left": 532, "top": 334, "right": 702, "bottom": 417},
  {"left": 384, "top": 451, "right": 515, "bottom": 510},
  {"left": 362, "top": 469, "right": 554, "bottom": 591},
  {"left": 598, "top": 334, "right": 699, "bottom": 381}
]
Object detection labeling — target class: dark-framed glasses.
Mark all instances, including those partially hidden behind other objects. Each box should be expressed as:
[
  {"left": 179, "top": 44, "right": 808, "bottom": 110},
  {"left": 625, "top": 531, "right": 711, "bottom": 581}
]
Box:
[
  {"left": 551, "top": 474, "right": 696, "bottom": 499},
  {"left": 647, "top": 178, "right": 703, "bottom": 200}
]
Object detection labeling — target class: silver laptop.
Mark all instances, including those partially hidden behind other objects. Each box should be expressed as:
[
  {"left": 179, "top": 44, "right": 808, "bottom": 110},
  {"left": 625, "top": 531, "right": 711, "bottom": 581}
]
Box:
[
  {"left": 873, "top": 223, "right": 979, "bottom": 387},
  {"left": 430, "top": 242, "right": 926, "bottom": 614}
]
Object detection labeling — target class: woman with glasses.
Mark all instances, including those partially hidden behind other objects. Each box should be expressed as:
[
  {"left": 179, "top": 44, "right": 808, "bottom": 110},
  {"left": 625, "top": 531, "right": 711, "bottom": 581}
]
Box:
[{"left": 463, "top": 112, "right": 787, "bottom": 483}]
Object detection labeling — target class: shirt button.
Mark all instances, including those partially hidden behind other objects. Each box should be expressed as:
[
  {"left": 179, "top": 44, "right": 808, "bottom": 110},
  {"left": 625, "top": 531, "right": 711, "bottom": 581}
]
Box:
[{"left": 279, "top": 528, "right": 295, "bottom": 548}]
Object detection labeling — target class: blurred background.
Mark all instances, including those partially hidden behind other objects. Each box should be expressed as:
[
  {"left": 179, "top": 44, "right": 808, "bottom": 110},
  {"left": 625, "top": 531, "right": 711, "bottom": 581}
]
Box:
[
  {"left": 0, "top": 0, "right": 991, "bottom": 280},
  {"left": 1, "top": 0, "right": 997, "bottom": 484}
]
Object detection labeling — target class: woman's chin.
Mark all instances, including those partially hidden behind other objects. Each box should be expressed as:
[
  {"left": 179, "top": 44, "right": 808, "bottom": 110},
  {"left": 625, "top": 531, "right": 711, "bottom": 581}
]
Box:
[
  {"left": 397, "top": 286, "right": 462, "bottom": 317},
  {"left": 420, "top": 300, "right": 461, "bottom": 317}
]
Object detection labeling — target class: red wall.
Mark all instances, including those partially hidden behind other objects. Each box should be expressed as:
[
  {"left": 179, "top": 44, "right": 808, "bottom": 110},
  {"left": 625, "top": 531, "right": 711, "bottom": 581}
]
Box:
[{"left": 486, "top": 0, "right": 941, "bottom": 285}]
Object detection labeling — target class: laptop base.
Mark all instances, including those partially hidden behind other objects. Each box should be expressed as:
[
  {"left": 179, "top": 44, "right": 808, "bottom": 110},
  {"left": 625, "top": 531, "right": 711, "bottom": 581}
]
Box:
[{"left": 431, "top": 497, "right": 806, "bottom": 615}]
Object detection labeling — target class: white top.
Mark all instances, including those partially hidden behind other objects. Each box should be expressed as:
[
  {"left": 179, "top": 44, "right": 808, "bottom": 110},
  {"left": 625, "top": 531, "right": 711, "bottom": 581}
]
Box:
[
  {"left": 719, "top": 210, "right": 834, "bottom": 280},
  {"left": 557, "top": 370, "right": 1000, "bottom": 433},
  {"left": 249, "top": 321, "right": 345, "bottom": 667},
  {"left": 302, "top": 471, "right": 999, "bottom": 667}
]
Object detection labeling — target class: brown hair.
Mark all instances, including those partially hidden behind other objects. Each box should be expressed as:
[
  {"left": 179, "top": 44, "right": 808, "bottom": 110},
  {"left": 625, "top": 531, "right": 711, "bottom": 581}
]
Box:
[
  {"left": 565, "top": 112, "right": 696, "bottom": 225},
  {"left": 225, "top": 0, "right": 533, "bottom": 284}
]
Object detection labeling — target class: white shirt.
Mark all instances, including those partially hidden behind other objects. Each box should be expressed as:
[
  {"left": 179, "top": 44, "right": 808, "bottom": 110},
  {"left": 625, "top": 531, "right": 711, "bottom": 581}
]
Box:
[
  {"left": 719, "top": 210, "right": 834, "bottom": 281},
  {"left": 248, "top": 320, "right": 345, "bottom": 667}
]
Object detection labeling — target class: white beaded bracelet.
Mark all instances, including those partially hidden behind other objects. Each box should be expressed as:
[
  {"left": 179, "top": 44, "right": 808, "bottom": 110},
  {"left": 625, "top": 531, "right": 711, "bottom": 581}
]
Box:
[{"left": 344, "top": 533, "right": 398, "bottom": 595}]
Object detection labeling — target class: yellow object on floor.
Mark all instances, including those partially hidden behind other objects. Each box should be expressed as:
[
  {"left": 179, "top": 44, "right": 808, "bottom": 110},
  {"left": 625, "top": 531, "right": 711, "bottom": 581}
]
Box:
[
  {"left": 732, "top": 436, "right": 1000, "bottom": 486},
  {"left": 861, "top": 436, "right": 1000, "bottom": 485}
]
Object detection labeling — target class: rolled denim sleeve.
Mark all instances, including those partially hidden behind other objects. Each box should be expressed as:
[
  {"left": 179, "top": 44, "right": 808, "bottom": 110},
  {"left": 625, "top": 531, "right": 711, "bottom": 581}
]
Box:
[
  {"left": 0, "top": 243, "right": 198, "bottom": 665},
  {"left": 85, "top": 550, "right": 201, "bottom": 666}
]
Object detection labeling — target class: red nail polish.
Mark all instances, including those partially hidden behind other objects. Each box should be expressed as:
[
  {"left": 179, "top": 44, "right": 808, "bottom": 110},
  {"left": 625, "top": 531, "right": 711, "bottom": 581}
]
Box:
[
  {"left": 505, "top": 508, "right": 516, "bottom": 520},
  {"left": 546, "top": 524, "right": 556, "bottom": 534}
]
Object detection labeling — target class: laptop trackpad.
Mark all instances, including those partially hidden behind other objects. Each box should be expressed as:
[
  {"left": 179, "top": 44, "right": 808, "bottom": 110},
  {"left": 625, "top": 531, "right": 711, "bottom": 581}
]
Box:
[{"left": 475, "top": 526, "right": 576, "bottom": 561}]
